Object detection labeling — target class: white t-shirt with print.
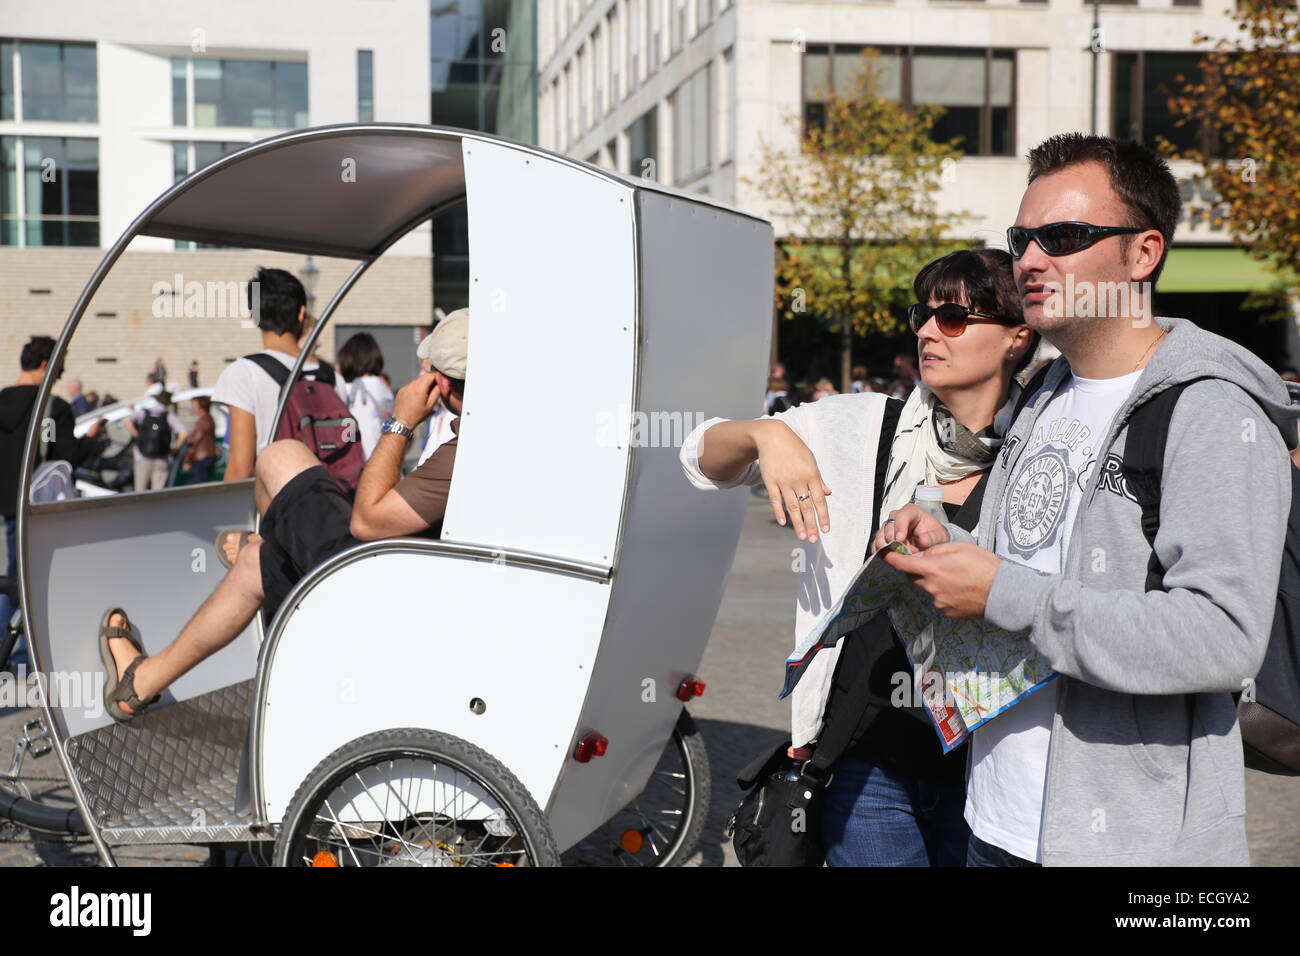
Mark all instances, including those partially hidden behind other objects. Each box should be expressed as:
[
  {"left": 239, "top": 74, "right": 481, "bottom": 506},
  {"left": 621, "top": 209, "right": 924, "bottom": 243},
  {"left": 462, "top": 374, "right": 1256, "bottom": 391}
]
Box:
[
  {"left": 965, "top": 368, "right": 1142, "bottom": 862},
  {"left": 210, "top": 350, "right": 320, "bottom": 454}
]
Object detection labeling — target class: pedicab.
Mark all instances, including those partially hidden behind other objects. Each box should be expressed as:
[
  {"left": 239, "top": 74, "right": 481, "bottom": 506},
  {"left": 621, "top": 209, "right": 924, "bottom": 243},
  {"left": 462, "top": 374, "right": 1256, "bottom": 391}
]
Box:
[{"left": 2, "top": 123, "right": 774, "bottom": 866}]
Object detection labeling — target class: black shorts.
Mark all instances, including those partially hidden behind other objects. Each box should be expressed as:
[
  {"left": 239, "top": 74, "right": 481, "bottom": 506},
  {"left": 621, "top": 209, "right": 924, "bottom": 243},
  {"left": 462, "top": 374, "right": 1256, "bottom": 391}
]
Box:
[{"left": 259, "top": 466, "right": 358, "bottom": 626}]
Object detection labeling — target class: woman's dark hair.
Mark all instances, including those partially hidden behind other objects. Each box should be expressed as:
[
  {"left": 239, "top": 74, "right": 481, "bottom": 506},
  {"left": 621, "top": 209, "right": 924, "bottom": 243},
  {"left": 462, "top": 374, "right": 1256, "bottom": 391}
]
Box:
[
  {"left": 1026, "top": 133, "right": 1182, "bottom": 286},
  {"left": 914, "top": 248, "right": 1037, "bottom": 374},
  {"left": 193, "top": 395, "right": 212, "bottom": 413},
  {"left": 248, "top": 267, "right": 306, "bottom": 336},
  {"left": 336, "top": 332, "right": 385, "bottom": 382}
]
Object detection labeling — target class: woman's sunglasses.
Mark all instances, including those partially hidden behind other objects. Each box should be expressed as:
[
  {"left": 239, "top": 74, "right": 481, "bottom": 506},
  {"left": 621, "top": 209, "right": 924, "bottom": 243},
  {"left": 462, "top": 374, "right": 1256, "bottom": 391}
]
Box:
[
  {"left": 1006, "top": 221, "right": 1144, "bottom": 258},
  {"left": 908, "top": 302, "right": 1021, "bottom": 337}
]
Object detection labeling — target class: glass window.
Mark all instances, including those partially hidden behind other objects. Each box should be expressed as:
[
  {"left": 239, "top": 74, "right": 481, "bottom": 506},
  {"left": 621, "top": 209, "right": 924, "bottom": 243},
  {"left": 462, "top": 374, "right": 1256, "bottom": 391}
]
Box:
[
  {"left": 172, "top": 58, "right": 188, "bottom": 126},
  {"left": 914, "top": 48, "right": 986, "bottom": 153},
  {"left": 1, "top": 137, "right": 17, "bottom": 245},
  {"left": 696, "top": 0, "right": 712, "bottom": 34},
  {"left": 804, "top": 45, "right": 1013, "bottom": 156},
  {"left": 2, "top": 41, "right": 14, "bottom": 121},
  {"left": 627, "top": 105, "right": 657, "bottom": 177},
  {"left": 432, "top": 0, "right": 482, "bottom": 60},
  {"left": 432, "top": 59, "right": 481, "bottom": 130},
  {"left": 17, "top": 41, "right": 97, "bottom": 122},
  {"left": 180, "top": 58, "right": 307, "bottom": 128},
  {"left": 358, "top": 50, "right": 374, "bottom": 122},
  {"left": 1, "top": 136, "right": 98, "bottom": 246},
  {"left": 428, "top": 0, "right": 537, "bottom": 142},
  {"left": 1113, "top": 51, "right": 1215, "bottom": 155}
]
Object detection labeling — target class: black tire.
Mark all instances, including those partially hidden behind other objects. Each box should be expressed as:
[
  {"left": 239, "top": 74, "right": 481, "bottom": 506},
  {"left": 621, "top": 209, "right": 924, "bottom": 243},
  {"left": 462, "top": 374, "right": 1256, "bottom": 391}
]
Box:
[
  {"left": 272, "top": 728, "right": 560, "bottom": 867},
  {"left": 562, "top": 710, "right": 710, "bottom": 867}
]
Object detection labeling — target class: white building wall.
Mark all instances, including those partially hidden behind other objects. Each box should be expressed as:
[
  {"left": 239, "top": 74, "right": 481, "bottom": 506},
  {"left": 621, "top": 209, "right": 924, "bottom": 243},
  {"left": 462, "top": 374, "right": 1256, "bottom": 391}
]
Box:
[
  {"left": 543, "top": 0, "right": 1244, "bottom": 249},
  {"left": 2, "top": 0, "right": 431, "bottom": 253}
]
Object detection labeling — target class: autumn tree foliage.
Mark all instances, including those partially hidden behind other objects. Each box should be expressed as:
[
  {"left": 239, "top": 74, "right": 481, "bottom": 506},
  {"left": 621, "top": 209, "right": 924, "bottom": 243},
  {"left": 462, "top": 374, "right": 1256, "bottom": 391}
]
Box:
[
  {"left": 1165, "top": 0, "right": 1300, "bottom": 291},
  {"left": 746, "top": 49, "right": 969, "bottom": 392}
]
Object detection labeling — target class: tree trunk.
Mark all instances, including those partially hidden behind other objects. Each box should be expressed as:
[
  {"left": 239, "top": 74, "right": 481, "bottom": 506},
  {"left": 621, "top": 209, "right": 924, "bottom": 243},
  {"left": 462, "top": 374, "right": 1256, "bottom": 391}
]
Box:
[{"left": 840, "top": 238, "right": 852, "bottom": 394}]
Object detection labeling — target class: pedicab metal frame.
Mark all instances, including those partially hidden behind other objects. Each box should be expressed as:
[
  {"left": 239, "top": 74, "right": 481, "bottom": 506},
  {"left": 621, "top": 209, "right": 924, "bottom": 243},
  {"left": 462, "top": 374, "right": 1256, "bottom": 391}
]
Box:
[{"left": 9, "top": 124, "right": 773, "bottom": 865}]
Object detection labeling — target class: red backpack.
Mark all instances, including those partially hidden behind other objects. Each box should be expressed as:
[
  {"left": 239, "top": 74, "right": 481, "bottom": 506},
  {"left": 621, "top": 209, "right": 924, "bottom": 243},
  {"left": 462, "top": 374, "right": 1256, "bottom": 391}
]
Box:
[{"left": 244, "top": 354, "right": 366, "bottom": 495}]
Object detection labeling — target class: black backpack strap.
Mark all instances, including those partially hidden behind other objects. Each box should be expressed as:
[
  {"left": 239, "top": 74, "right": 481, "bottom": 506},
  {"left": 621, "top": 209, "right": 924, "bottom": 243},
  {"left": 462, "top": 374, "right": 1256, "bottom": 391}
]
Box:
[
  {"left": 243, "top": 352, "right": 289, "bottom": 388},
  {"left": 1122, "top": 382, "right": 1194, "bottom": 592},
  {"left": 865, "top": 397, "right": 906, "bottom": 563},
  {"left": 243, "top": 353, "right": 333, "bottom": 388},
  {"left": 807, "top": 654, "right": 882, "bottom": 776},
  {"left": 951, "top": 470, "right": 988, "bottom": 532},
  {"left": 1010, "top": 363, "right": 1053, "bottom": 423},
  {"left": 311, "top": 360, "right": 336, "bottom": 387}
]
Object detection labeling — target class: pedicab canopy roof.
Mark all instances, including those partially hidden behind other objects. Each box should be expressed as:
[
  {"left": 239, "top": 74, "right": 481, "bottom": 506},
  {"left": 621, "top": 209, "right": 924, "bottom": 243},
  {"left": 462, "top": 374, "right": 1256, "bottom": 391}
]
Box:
[
  {"left": 139, "top": 126, "right": 469, "bottom": 258},
  {"left": 132, "top": 123, "right": 765, "bottom": 257}
]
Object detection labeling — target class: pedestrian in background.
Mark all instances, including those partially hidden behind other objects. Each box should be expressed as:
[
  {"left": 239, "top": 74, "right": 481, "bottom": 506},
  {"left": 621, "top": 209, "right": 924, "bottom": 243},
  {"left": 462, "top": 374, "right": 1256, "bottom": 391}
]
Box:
[
  {"left": 183, "top": 395, "right": 219, "bottom": 483},
  {"left": 188, "top": 360, "right": 200, "bottom": 389},
  {"left": 335, "top": 332, "right": 395, "bottom": 459},
  {"left": 125, "top": 390, "right": 186, "bottom": 491}
]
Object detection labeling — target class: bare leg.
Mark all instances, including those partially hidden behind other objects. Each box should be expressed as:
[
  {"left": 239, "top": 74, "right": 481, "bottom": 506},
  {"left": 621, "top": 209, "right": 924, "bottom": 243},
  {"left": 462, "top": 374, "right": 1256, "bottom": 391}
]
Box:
[
  {"left": 238, "top": 440, "right": 323, "bottom": 559},
  {"left": 105, "top": 540, "right": 265, "bottom": 712},
  {"left": 254, "top": 440, "right": 323, "bottom": 516}
]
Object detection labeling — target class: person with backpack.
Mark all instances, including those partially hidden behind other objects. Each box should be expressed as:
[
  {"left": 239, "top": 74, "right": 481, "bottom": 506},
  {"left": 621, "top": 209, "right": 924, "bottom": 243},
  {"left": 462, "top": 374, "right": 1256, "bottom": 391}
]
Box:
[
  {"left": 880, "top": 134, "right": 1300, "bottom": 866},
  {"left": 95, "top": 309, "right": 469, "bottom": 723},
  {"left": 211, "top": 268, "right": 359, "bottom": 485},
  {"left": 125, "top": 389, "right": 187, "bottom": 492},
  {"left": 681, "top": 250, "right": 1041, "bottom": 866}
]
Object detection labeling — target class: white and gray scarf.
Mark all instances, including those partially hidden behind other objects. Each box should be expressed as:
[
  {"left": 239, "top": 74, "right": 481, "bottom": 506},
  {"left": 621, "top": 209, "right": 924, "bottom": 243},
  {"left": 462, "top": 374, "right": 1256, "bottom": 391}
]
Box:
[{"left": 878, "top": 383, "right": 1021, "bottom": 522}]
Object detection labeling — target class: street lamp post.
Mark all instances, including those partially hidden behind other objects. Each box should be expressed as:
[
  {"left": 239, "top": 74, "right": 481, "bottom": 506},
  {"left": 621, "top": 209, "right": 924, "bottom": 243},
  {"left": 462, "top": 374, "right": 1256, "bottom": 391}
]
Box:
[{"left": 298, "top": 255, "right": 320, "bottom": 313}]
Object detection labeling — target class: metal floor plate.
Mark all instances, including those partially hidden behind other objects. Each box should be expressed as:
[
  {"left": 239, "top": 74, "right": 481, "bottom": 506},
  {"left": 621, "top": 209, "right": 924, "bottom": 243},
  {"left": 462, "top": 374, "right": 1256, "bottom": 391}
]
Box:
[{"left": 66, "top": 680, "right": 267, "bottom": 845}]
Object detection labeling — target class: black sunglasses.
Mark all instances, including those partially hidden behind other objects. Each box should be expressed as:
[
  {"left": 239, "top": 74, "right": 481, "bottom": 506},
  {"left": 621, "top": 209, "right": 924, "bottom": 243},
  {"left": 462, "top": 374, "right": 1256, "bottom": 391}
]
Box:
[
  {"left": 907, "top": 302, "right": 1021, "bottom": 337},
  {"left": 1006, "top": 221, "right": 1144, "bottom": 258}
]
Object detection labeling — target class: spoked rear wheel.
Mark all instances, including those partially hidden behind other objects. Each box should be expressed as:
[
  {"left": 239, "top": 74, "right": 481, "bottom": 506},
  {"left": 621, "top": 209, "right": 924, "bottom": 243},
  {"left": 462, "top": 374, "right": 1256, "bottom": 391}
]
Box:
[
  {"left": 564, "top": 710, "right": 710, "bottom": 867},
  {"left": 272, "top": 729, "right": 560, "bottom": 867}
]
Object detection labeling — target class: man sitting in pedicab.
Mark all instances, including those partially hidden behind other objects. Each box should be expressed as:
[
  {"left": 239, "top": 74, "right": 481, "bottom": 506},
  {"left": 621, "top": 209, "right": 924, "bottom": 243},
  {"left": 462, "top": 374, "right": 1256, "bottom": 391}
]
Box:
[{"left": 96, "top": 310, "right": 469, "bottom": 722}]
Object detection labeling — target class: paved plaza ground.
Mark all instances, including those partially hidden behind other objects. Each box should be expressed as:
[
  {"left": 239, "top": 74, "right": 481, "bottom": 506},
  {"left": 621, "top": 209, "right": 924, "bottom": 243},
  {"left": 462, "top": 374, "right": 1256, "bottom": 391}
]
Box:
[{"left": 0, "top": 493, "right": 1295, "bottom": 866}]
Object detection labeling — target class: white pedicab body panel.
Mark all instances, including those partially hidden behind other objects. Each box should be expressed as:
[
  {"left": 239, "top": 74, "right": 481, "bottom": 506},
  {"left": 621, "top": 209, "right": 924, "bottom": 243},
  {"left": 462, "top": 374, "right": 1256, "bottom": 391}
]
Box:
[
  {"left": 542, "top": 189, "right": 775, "bottom": 845},
  {"left": 444, "top": 138, "right": 635, "bottom": 569},
  {"left": 259, "top": 548, "right": 612, "bottom": 826}
]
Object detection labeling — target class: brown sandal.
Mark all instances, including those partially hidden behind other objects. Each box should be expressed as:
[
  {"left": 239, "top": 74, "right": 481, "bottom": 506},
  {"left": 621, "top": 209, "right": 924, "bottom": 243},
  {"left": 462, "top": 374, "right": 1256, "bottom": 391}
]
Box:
[{"left": 98, "top": 607, "right": 160, "bottom": 723}]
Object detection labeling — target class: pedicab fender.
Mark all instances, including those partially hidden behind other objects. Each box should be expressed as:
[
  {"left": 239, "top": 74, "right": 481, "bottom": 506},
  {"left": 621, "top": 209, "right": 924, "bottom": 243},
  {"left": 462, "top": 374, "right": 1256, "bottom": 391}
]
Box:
[{"left": 251, "top": 539, "right": 614, "bottom": 829}]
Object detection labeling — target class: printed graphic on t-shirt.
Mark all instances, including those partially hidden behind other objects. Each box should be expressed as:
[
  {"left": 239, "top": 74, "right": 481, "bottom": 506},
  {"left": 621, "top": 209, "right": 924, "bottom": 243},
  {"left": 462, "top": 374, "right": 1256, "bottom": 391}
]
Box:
[{"left": 1001, "top": 414, "right": 1097, "bottom": 560}]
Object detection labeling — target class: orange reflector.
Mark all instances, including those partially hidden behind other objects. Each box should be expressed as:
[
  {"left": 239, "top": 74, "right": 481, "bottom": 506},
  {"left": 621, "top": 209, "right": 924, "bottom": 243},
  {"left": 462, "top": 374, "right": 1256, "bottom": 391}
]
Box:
[
  {"left": 495, "top": 862, "right": 516, "bottom": 867},
  {"left": 620, "top": 829, "right": 644, "bottom": 854},
  {"left": 573, "top": 731, "right": 609, "bottom": 763},
  {"left": 311, "top": 851, "right": 339, "bottom": 867},
  {"left": 677, "top": 675, "right": 707, "bottom": 701}
]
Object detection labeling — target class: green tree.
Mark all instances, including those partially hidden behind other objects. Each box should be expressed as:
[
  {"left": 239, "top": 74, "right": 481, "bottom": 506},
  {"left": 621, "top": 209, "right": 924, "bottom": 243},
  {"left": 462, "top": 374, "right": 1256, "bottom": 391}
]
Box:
[
  {"left": 1164, "top": 0, "right": 1300, "bottom": 295},
  {"left": 745, "top": 49, "right": 970, "bottom": 393}
]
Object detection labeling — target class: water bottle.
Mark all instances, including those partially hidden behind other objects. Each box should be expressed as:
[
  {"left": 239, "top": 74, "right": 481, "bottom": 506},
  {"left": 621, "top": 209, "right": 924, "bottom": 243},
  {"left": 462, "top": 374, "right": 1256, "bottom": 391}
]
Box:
[{"left": 912, "top": 485, "right": 949, "bottom": 530}]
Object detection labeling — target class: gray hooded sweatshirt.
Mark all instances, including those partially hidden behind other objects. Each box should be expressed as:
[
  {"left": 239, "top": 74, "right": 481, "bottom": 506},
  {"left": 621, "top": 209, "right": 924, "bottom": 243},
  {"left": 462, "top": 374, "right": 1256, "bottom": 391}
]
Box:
[{"left": 949, "top": 316, "right": 1300, "bottom": 866}]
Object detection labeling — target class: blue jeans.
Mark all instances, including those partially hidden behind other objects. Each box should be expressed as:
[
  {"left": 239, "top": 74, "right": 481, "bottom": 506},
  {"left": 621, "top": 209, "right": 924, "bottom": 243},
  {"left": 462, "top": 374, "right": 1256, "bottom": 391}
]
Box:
[
  {"left": 821, "top": 757, "right": 970, "bottom": 866},
  {"left": 965, "top": 833, "right": 1040, "bottom": 867}
]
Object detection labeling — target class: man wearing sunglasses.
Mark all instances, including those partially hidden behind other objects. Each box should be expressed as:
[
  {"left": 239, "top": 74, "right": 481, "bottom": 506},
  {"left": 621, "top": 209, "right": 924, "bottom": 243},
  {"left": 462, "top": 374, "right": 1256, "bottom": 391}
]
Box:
[{"left": 878, "top": 133, "right": 1300, "bottom": 867}]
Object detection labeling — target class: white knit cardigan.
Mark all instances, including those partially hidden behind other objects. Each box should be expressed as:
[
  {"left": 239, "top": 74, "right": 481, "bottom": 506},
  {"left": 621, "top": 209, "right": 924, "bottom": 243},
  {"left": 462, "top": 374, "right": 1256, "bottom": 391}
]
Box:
[{"left": 679, "top": 391, "right": 893, "bottom": 747}]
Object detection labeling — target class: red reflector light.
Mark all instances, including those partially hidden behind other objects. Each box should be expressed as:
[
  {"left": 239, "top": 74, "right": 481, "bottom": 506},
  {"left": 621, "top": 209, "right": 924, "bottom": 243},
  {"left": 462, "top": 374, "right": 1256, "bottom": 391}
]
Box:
[
  {"left": 677, "top": 676, "right": 706, "bottom": 701},
  {"left": 573, "top": 732, "right": 609, "bottom": 763}
]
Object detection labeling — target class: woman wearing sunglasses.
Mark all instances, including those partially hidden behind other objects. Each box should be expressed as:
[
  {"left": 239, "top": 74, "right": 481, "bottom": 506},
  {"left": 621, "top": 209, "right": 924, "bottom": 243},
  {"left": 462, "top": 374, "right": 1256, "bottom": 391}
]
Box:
[{"left": 681, "top": 248, "right": 1040, "bottom": 866}]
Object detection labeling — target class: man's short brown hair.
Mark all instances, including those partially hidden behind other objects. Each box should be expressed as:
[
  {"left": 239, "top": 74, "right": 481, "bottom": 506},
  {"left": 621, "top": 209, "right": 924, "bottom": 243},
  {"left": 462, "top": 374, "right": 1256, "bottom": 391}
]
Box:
[{"left": 1026, "top": 134, "right": 1182, "bottom": 286}]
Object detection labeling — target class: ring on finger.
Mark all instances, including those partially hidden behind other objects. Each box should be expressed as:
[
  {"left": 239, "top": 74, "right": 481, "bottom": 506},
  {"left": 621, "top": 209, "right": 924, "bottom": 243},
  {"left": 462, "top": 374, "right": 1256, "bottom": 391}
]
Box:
[{"left": 797, "top": 493, "right": 811, "bottom": 502}]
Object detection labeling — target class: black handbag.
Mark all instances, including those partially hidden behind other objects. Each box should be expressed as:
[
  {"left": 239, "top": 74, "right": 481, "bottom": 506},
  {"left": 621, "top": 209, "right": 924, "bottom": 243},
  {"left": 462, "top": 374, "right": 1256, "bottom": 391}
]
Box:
[{"left": 727, "top": 739, "right": 834, "bottom": 867}]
